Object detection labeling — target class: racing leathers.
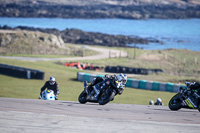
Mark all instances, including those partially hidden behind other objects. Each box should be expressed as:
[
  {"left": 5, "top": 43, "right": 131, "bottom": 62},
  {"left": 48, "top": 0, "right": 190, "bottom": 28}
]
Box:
[{"left": 189, "top": 82, "right": 200, "bottom": 96}]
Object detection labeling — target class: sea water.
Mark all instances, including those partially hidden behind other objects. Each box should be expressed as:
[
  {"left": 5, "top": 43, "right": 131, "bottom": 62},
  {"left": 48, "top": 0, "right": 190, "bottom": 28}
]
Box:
[{"left": 0, "top": 17, "right": 199, "bottom": 51}]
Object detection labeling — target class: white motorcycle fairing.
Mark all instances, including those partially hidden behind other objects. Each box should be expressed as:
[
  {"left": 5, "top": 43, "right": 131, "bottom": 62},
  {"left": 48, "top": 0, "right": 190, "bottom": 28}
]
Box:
[{"left": 42, "top": 89, "right": 55, "bottom": 100}]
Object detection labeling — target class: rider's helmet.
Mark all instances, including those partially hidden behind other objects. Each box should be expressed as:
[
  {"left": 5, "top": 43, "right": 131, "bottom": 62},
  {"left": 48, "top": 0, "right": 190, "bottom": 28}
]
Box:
[
  {"left": 149, "top": 100, "right": 154, "bottom": 105},
  {"left": 116, "top": 73, "right": 127, "bottom": 85},
  {"left": 157, "top": 98, "right": 162, "bottom": 103},
  {"left": 49, "top": 77, "right": 56, "bottom": 85}
]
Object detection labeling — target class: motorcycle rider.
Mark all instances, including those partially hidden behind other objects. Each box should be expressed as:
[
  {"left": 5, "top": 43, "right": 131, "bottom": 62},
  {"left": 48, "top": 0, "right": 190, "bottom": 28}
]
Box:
[
  {"left": 115, "top": 73, "right": 127, "bottom": 94},
  {"left": 154, "top": 98, "right": 164, "bottom": 106},
  {"left": 86, "top": 73, "right": 127, "bottom": 95},
  {"left": 149, "top": 100, "right": 154, "bottom": 105},
  {"left": 189, "top": 82, "right": 200, "bottom": 90},
  {"left": 187, "top": 82, "right": 200, "bottom": 96},
  {"left": 39, "top": 77, "right": 60, "bottom": 100}
]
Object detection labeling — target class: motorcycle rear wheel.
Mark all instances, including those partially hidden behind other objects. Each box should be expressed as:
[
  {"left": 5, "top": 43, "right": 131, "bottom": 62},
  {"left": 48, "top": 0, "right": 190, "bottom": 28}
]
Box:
[
  {"left": 198, "top": 103, "right": 200, "bottom": 112},
  {"left": 98, "top": 89, "right": 115, "bottom": 105},
  {"left": 78, "top": 90, "right": 87, "bottom": 104},
  {"left": 168, "top": 93, "right": 182, "bottom": 111}
]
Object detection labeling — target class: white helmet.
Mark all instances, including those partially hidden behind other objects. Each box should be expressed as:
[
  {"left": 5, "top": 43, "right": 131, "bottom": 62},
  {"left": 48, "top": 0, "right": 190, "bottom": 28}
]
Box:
[
  {"left": 49, "top": 77, "right": 56, "bottom": 85},
  {"left": 116, "top": 73, "right": 127, "bottom": 85},
  {"left": 157, "top": 98, "right": 162, "bottom": 103}
]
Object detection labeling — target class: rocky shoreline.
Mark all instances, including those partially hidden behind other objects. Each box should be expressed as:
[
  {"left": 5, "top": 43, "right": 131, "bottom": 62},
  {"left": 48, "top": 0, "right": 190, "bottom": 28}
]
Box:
[
  {"left": 0, "top": 0, "right": 200, "bottom": 19},
  {"left": 0, "top": 25, "right": 163, "bottom": 47}
]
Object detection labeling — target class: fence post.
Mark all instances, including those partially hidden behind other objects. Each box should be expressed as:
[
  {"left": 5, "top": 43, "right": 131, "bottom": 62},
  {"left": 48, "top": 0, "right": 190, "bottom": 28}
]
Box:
[
  {"left": 134, "top": 45, "right": 136, "bottom": 59},
  {"left": 195, "top": 57, "right": 197, "bottom": 64}
]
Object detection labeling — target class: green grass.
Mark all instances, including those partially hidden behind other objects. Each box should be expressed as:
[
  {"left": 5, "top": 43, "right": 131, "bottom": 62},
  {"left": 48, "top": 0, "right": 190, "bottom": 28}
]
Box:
[
  {"left": 1, "top": 43, "right": 98, "bottom": 57},
  {"left": 1, "top": 54, "right": 76, "bottom": 58},
  {"left": 1, "top": 46, "right": 200, "bottom": 106},
  {"left": 67, "top": 46, "right": 200, "bottom": 83},
  {"left": 0, "top": 57, "right": 176, "bottom": 106},
  {"left": 111, "top": 87, "right": 175, "bottom": 105}
]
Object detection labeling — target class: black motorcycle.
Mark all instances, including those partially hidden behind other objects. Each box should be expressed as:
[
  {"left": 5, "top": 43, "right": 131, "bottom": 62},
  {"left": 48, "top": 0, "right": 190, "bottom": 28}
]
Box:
[
  {"left": 78, "top": 76, "right": 123, "bottom": 105},
  {"left": 168, "top": 82, "right": 200, "bottom": 112}
]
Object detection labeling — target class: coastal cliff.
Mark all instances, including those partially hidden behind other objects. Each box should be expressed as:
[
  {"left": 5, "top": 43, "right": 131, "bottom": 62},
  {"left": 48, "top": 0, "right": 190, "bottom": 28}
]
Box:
[
  {"left": 0, "top": 29, "right": 66, "bottom": 54},
  {"left": 0, "top": 0, "right": 200, "bottom": 19},
  {"left": 0, "top": 25, "right": 163, "bottom": 47}
]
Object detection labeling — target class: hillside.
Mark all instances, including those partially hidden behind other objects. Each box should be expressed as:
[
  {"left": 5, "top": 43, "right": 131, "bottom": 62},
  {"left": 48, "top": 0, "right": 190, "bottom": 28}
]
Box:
[
  {"left": 0, "top": 0, "right": 200, "bottom": 19},
  {"left": 0, "top": 30, "right": 66, "bottom": 55}
]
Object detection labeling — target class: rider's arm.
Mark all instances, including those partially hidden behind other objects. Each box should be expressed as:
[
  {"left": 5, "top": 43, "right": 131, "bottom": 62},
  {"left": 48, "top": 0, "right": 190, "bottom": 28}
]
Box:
[
  {"left": 190, "top": 82, "right": 200, "bottom": 90},
  {"left": 41, "top": 81, "right": 48, "bottom": 92},
  {"left": 54, "top": 82, "right": 60, "bottom": 96}
]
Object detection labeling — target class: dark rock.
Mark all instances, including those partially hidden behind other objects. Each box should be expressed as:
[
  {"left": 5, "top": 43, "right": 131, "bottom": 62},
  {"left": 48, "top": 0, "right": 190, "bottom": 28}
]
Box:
[
  {"left": 0, "top": 0, "right": 200, "bottom": 19},
  {"left": 0, "top": 25, "right": 163, "bottom": 47}
]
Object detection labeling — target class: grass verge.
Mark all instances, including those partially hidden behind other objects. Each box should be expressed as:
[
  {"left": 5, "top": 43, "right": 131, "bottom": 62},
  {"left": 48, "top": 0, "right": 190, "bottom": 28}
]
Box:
[{"left": 0, "top": 57, "right": 176, "bottom": 106}]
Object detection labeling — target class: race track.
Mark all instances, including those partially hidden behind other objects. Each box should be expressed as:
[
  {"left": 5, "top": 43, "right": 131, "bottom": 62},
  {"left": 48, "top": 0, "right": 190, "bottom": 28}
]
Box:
[
  {"left": 0, "top": 46, "right": 128, "bottom": 61},
  {"left": 0, "top": 97, "right": 200, "bottom": 133}
]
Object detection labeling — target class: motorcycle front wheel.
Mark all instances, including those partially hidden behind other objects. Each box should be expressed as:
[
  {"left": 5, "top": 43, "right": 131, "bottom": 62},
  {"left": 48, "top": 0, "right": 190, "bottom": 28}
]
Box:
[
  {"left": 168, "top": 93, "right": 182, "bottom": 111},
  {"left": 98, "top": 89, "right": 115, "bottom": 105},
  {"left": 78, "top": 90, "right": 87, "bottom": 104}
]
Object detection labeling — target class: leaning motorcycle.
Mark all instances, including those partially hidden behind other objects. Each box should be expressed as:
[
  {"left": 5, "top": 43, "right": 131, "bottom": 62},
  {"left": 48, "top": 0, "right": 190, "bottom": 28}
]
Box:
[
  {"left": 168, "top": 82, "right": 200, "bottom": 112},
  {"left": 42, "top": 89, "right": 56, "bottom": 100},
  {"left": 78, "top": 77, "right": 123, "bottom": 105}
]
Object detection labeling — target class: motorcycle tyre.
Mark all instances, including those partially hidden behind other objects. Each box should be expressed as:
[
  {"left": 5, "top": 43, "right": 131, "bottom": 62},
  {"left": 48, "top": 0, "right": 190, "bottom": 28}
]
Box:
[
  {"left": 198, "top": 103, "right": 200, "bottom": 112},
  {"left": 98, "top": 90, "right": 115, "bottom": 105},
  {"left": 78, "top": 90, "right": 87, "bottom": 104},
  {"left": 168, "top": 93, "right": 182, "bottom": 111}
]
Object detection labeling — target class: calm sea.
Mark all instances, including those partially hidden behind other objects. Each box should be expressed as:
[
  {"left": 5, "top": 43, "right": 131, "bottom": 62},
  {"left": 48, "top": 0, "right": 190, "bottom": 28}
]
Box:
[{"left": 0, "top": 17, "right": 200, "bottom": 51}]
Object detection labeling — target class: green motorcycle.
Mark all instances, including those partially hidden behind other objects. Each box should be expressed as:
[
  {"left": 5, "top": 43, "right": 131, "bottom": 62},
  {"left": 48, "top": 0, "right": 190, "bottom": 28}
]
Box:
[{"left": 169, "top": 82, "right": 200, "bottom": 112}]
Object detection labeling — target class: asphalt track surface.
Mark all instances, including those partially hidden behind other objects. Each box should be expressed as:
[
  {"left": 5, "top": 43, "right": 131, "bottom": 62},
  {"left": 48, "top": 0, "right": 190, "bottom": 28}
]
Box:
[{"left": 0, "top": 97, "right": 200, "bottom": 133}]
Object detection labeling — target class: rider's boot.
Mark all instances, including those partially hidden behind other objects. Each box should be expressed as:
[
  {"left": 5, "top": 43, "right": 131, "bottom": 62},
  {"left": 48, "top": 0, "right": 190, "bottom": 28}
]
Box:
[
  {"left": 55, "top": 97, "right": 58, "bottom": 100},
  {"left": 38, "top": 92, "right": 42, "bottom": 99}
]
